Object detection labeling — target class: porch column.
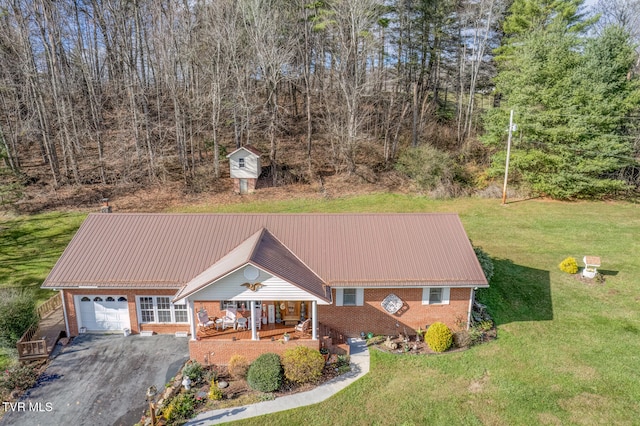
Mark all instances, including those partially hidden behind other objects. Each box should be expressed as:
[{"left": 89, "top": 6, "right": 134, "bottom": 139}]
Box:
[
  {"left": 312, "top": 301, "right": 318, "bottom": 340},
  {"left": 250, "top": 300, "right": 258, "bottom": 340},
  {"left": 187, "top": 298, "right": 197, "bottom": 341}
]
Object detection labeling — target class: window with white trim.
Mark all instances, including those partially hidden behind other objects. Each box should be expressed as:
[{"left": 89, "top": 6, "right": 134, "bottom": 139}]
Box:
[
  {"left": 174, "top": 303, "right": 188, "bottom": 323},
  {"left": 139, "top": 297, "right": 155, "bottom": 322},
  {"left": 430, "top": 288, "right": 443, "bottom": 304},
  {"left": 335, "top": 288, "right": 364, "bottom": 306},
  {"left": 422, "top": 287, "right": 450, "bottom": 305},
  {"left": 157, "top": 297, "right": 172, "bottom": 322},
  {"left": 137, "top": 296, "right": 189, "bottom": 323},
  {"left": 343, "top": 289, "right": 357, "bottom": 306},
  {"left": 238, "top": 158, "right": 246, "bottom": 168}
]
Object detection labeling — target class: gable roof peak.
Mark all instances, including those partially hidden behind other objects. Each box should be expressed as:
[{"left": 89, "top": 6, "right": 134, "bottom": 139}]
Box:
[{"left": 226, "top": 144, "right": 261, "bottom": 158}]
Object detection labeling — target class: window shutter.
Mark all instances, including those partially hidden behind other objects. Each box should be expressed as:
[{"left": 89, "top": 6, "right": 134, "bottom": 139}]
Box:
[
  {"left": 335, "top": 289, "right": 344, "bottom": 306},
  {"left": 422, "top": 288, "right": 430, "bottom": 305},
  {"left": 442, "top": 288, "right": 450, "bottom": 305},
  {"left": 356, "top": 288, "right": 364, "bottom": 306}
]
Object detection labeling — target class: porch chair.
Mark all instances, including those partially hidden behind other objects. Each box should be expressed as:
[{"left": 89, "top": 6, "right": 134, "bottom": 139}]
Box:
[
  {"left": 294, "top": 318, "right": 311, "bottom": 337},
  {"left": 236, "top": 317, "right": 248, "bottom": 331},
  {"left": 197, "top": 309, "right": 216, "bottom": 334},
  {"left": 221, "top": 307, "right": 237, "bottom": 330}
]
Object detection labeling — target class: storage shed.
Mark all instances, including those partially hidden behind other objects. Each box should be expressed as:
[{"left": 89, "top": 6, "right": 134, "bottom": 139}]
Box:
[{"left": 226, "top": 145, "right": 261, "bottom": 194}]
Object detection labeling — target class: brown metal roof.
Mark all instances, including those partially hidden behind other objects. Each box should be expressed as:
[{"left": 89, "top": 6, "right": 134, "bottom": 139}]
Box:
[
  {"left": 226, "top": 145, "right": 261, "bottom": 158},
  {"left": 42, "top": 213, "right": 488, "bottom": 290},
  {"left": 173, "top": 228, "right": 330, "bottom": 302}
]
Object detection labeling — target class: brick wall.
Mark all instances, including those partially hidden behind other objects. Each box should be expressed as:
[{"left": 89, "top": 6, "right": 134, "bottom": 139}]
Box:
[
  {"left": 189, "top": 338, "right": 320, "bottom": 365},
  {"left": 232, "top": 178, "right": 257, "bottom": 194},
  {"left": 317, "top": 288, "right": 472, "bottom": 337},
  {"left": 63, "top": 288, "right": 188, "bottom": 336}
]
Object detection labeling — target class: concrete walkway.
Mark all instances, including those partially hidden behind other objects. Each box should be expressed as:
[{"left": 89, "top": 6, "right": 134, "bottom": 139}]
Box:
[{"left": 185, "top": 338, "right": 370, "bottom": 425}]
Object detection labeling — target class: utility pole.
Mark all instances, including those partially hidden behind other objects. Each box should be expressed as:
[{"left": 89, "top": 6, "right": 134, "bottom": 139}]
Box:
[{"left": 501, "top": 109, "right": 515, "bottom": 205}]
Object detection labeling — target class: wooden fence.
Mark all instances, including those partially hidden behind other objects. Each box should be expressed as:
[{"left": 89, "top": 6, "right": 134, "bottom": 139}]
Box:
[
  {"left": 16, "top": 292, "right": 63, "bottom": 361},
  {"left": 37, "top": 292, "right": 62, "bottom": 318},
  {"left": 17, "top": 322, "right": 48, "bottom": 361}
]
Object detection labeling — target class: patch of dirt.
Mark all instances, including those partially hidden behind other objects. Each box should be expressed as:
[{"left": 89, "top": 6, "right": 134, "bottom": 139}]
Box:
[
  {"left": 12, "top": 168, "right": 412, "bottom": 215},
  {"left": 573, "top": 272, "right": 606, "bottom": 286},
  {"left": 468, "top": 370, "right": 490, "bottom": 393}
]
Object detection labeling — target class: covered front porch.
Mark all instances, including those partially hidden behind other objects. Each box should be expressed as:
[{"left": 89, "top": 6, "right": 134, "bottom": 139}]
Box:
[
  {"left": 188, "top": 310, "right": 348, "bottom": 365},
  {"left": 188, "top": 299, "right": 321, "bottom": 341},
  {"left": 173, "top": 228, "right": 334, "bottom": 363}
]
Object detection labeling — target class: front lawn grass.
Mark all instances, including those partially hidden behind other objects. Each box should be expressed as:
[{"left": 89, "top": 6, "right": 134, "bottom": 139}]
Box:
[
  {"left": 1, "top": 195, "right": 639, "bottom": 423},
  {"left": 182, "top": 195, "right": 638, "bottom": 425},
  {"left": 0, "top": 212, "right": 85, "bottom": 368}
]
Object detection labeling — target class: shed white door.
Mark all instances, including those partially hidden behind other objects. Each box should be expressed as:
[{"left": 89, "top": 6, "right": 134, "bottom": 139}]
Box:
[{"left": 77, "top": 296, "right": 130, "bottom": 331}]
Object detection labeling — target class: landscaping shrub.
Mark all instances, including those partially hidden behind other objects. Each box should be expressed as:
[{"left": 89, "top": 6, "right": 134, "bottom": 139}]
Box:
[
  {"left": 395, "top": 144, "right": 458, "bottom": 191},
  {"left": 473, "top": 245, "right": 494, "bottom": 283},
  {"left": 163, "top": 392, "right": 196, "bottom": 423},
  {"left": 208, "top": 382, "right": 223, "bottom": 401},
  {"left": 182, "top": 361, "right": 204, "bottom": 383},
  {"left": 559, "top": 257, "right": 578, "bottom": 274},
  {"left": 335, "top": 355, "right": 351, "bottom": 374},
  {"left": 0, "top": 290, "right": 39, "bottom": 348},
  {"left": 453, "top": 330, "right": 472, "bottom": 349},
  {"left": 246, "top": 353, "right": 282, "bottom": 392},
  {"left": 281, "top": 346, "right": 324, "bottom": 384},
  {"left": 425, "top": 322, "right": 453, "bottom": 352},
  {"left": 228, "top": 354, "right": 250, "bottom": 379},
  {"left": 0, "top": 363, "right": 39, "bottom": 393},
  {"left": 366, "top": 335, "right": 385, "bottom": 346}
]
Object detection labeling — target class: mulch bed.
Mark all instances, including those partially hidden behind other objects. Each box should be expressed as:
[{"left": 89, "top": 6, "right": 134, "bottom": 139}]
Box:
[{"left": 369, "top": 329, "right": 497, "bottom": 356}]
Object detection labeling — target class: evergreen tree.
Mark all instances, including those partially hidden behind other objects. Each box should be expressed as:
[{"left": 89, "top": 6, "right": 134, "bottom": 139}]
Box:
[{"left": 483, "top": 0, "right": 640, "bottom": 198}]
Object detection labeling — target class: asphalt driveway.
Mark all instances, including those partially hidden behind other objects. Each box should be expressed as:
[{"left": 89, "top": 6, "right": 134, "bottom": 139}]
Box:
[{"left": 1, "top": 334, "right": 189, "bottom": 426}]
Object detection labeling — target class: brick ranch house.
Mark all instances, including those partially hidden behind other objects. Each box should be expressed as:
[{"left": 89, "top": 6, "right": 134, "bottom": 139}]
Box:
[{"left": 42, "top": 213, "right": 488, "bottom": 363}]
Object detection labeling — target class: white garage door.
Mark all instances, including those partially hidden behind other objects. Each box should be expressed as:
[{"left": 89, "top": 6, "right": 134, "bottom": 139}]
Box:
[{"left": 77, "top": 296, "right": 130, "bottom": 331}]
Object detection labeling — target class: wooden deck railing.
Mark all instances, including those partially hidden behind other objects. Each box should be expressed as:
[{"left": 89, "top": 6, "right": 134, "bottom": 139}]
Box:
[
  {"left": 37, "top": 292, "right": 62, "bottom": 318},
  {"left": 17, "top": 322, "right": 48, "bottom": 361}
]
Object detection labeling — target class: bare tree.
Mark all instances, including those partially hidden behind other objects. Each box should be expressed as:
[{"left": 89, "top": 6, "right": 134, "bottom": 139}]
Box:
[
  {"left": 458, "top": 0, "right": 507, "bottom": 143},
  {"left": 323, "top": 0, "right": 382, "bottom": 173},
  {"left": 240, "top": 0, "right": 295, "bottom": 185}
]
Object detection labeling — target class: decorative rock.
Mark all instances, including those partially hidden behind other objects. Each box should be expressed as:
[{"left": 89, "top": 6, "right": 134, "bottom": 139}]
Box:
[{"left": 218, "top": 381, "right": 229, "bottom": 389}]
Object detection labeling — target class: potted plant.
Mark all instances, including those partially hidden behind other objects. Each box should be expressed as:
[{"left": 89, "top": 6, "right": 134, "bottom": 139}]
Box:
[
  {"left": 319, "top": 346, "right": 330, "bottom": 362},
  {"left": 283, "top": 332, "right": 290, "bottom": 342}
]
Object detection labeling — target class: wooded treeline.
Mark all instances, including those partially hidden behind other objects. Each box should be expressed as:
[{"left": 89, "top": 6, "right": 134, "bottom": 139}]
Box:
[{"left": 0, "top": 0, "right": 638, "bottom": 202}]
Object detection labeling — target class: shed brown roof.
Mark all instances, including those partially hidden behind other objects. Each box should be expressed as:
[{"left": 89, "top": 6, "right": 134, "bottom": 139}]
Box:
[
  {"left": 226, "top": 144, "right": 261, "bottom": 158},
  {"left": 42, "top": 213, "right": 488, "bottom": 290}
]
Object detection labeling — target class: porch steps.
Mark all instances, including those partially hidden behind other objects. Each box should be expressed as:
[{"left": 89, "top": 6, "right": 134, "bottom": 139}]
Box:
[{"left": 318, "top": 323, "right": 350, "bottom": 356}]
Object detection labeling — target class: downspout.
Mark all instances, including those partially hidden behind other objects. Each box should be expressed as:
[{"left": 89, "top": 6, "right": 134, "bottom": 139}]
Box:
[
  {"left": 187, "top": 298, "right": 196, "bottom": 340},
  {"left": 467, "top": 287, "right": 476, "bottom": 330},
  {"left": 60, "top": 289, "right": 70, "bottom": 337}
]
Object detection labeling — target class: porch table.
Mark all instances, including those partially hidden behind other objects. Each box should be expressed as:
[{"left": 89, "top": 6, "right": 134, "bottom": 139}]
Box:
[{"left": 282, "top": 316, "right": 299, "bottom": 326}]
